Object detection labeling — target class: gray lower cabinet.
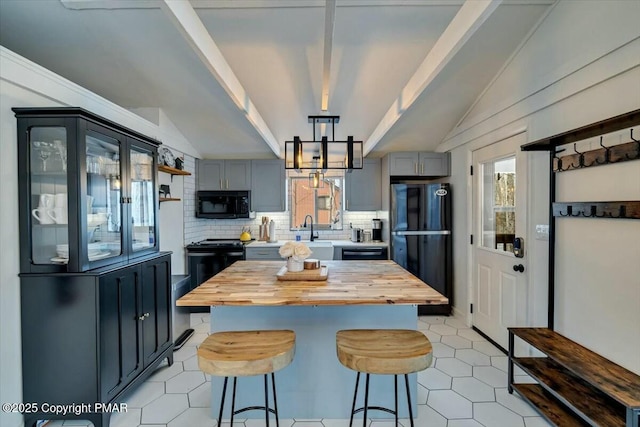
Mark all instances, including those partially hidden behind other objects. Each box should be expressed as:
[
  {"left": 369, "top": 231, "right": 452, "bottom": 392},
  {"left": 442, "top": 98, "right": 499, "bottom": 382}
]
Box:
[
  {"left": 245, "top": 246, "right": 282, "bottom": 260},
  {"left": 387, "top": 152, "right": 450, "bottom": 177},
  {"left": 345, "top": 158, "right": 381, "bottom": 211},
  {"left": 198, "top": 159, "right": 251, "bottom": 190},
  {"left": 21, "top": 253, "right": 173, "bottom": 427},
  {"left": 251, "top": 160, "right": 285, "bottom": 211}
]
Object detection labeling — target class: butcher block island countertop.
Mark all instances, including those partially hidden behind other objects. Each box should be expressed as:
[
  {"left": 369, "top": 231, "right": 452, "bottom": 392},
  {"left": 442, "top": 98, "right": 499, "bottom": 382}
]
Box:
[{"left": 177, "top": 260, "right": 448, "bottom": 306}]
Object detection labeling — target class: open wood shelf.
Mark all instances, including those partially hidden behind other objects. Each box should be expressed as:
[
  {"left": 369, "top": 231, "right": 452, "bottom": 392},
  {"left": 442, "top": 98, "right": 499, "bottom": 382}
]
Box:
[
  {"left": 509, "top": 328, "right": 640, "bottom": 427},
  {"left": 158, "top": 164, "right": 191, "bottom": 176},
  {"left": 159, "top": 197, "right": 181, "bottom": 202}
]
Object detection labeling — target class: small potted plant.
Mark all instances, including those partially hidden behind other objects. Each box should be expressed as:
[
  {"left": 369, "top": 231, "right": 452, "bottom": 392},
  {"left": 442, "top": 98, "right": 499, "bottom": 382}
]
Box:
[{"left": 279, "top": 241, "right": 312, "bottom": 272}]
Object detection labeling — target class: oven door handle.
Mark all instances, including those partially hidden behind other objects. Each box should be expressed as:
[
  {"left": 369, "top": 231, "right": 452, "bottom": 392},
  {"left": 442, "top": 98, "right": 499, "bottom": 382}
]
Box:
[
  {"left": 226, "top": 252, "right": 245, "bottom": 257},
  {"left": 187, "top": 252, "right": 222, "bottom": 257}
]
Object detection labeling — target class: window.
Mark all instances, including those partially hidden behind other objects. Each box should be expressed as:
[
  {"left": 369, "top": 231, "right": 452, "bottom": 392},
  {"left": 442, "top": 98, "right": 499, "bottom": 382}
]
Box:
[
  {"left": 481, "top": 156, "right": 515, "bottom": 252},
  {"left": 289, "top": 172, "right": 343, "bottom": 230}
]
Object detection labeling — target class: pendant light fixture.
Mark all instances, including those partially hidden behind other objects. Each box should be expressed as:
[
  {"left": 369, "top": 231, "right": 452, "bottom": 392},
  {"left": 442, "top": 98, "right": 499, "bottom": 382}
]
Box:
[{"left": 285, "top": 116, "right": 363, "bottom": 170}]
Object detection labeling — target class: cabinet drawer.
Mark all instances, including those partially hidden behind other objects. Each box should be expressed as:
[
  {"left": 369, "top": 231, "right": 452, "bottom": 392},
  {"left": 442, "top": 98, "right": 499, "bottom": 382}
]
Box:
[{"left": 245, "top": 246, "right": 282, "bottom": 260}]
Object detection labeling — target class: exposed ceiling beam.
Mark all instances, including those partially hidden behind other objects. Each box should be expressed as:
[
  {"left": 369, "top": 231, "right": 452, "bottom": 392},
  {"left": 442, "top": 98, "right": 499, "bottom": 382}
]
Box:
[
  {"left": 363, "top": 0, "right": 502, "bottom": 155},
  {"left": 160, "top": 0, "right": 281, "bottom": 157},
  {"left": 321, "top": 0, "right": 337, "bottom": 111}
]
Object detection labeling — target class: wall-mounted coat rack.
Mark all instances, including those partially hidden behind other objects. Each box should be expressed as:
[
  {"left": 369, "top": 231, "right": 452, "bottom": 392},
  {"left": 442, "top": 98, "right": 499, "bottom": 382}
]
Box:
[
  {"left": 552, "top": 201, "right": 640, "bottom": 219},
  {"left": 521, "top": 108, "right": 640, "bottom": 331},
  {"left": 553, "top": 129, "right": 640, "bottom": 172}
]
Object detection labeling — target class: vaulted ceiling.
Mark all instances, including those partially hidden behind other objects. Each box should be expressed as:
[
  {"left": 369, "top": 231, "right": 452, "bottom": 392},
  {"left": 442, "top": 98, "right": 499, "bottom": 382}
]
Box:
[{"left": 0, "top": 0, "right": 553, "bottom": 159}]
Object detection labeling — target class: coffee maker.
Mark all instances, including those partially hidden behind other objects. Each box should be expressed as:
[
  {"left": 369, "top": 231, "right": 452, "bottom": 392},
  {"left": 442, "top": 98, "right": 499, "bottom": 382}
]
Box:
[{"left": 372, "top": 218, "right": 382, "bottom": 242}]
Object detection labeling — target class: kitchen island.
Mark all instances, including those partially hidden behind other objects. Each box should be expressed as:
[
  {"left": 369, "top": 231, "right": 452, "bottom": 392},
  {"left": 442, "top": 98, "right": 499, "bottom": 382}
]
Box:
[{"left": 177, "top": 260, "right": 448, "bottom": 419}]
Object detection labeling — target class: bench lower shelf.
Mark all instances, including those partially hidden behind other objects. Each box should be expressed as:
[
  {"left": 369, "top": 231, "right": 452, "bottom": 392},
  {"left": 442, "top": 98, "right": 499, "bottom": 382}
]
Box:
[
  {"left": 512, "top": 383, "right": 586, "bottom": 427},
  {"left": 513, "top": 357, "right": 625, "bottom": 426}
]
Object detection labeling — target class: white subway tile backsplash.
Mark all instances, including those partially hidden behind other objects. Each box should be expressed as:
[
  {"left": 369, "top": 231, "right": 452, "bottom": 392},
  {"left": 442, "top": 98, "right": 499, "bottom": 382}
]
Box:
[{"left": 182, "top": 155, "right": 383, "bottom": 244}]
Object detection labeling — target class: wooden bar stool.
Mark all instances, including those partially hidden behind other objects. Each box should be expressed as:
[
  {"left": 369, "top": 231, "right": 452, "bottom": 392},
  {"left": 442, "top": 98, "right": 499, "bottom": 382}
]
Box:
[
  {"left": 336, "top": 329, "right": 433, "bottom": 427},
  {"left": 198, "top": 330, "right": 295, "bottom": 427}
]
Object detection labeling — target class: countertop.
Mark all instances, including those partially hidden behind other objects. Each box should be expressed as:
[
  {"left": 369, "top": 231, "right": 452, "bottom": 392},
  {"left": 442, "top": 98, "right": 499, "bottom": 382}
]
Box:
[
  {"left": 246, "top": 240, "right": 388, "bottom": 247},
  {"left": 176, "top": 260, "right": 447, "bottom": 307}
]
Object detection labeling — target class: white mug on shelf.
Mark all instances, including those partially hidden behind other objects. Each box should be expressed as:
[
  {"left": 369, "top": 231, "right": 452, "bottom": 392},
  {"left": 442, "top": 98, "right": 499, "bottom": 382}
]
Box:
[
  {"left": 32, "top": 207, "right": 55, "bottom": 224},
  {"left": 38, "top": 193, "right": 54, "bottom": 208},
  {"left": 54, "top": 193, "right": 67, "bottom": 208},
  {"left": 48, "top": 207, "right": 68, "bottom": 225}
]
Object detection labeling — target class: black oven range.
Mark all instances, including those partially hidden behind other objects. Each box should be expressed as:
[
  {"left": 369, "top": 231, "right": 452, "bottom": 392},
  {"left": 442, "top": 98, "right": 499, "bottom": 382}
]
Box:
[{"left": 186, "top": 239, "right": 249, "bottom": 311}]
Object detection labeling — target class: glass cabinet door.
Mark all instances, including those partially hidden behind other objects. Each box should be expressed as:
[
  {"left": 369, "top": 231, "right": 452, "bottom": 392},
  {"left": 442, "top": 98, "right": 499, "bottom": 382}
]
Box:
[
  {"left": 86, "top": 133, "right": 123, "bottom": 261},
  {"left": 29, "top": 127, "right": 69, "bottom": 265},
  {"left": 129, "top": 145, "right": 156, "bottom": 251}
]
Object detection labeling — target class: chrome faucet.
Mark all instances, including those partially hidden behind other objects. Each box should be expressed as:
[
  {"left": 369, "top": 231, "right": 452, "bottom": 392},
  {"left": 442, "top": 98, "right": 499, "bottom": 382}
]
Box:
[{"left": 303, "top": 215, "right": 319, "bottom": 242}]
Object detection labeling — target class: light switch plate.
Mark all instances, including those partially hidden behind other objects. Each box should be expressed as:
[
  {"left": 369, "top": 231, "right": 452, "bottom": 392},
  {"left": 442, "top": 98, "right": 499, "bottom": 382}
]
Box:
[{"left": 535, "top": 224, "right": 549, "bottom": 240}]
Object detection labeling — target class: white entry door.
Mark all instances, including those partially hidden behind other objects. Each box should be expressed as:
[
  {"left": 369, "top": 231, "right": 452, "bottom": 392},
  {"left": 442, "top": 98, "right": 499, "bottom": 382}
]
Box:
[{"left": 472, "top": 133, "right": 528, "bottom": 350}]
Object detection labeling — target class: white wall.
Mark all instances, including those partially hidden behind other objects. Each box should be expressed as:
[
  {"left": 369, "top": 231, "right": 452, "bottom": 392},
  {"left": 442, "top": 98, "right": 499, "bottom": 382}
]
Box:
[
  {"left": 438, "top": 0, "right": 640, "bottom": 372},
  {"left": 0, "top": 47, "right": 198, "bottom": 427}
]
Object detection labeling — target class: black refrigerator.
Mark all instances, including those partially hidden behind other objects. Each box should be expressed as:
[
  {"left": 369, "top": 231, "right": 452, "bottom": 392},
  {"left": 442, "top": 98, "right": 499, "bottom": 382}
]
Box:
[{"left": 391, "top": 183, "right": 452, "bottom": 315}]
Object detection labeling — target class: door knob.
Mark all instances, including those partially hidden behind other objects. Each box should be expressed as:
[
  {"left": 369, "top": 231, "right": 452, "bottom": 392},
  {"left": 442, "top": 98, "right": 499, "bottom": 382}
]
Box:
[{"left": 513, "top": 264, "right": 525, "bottom": 273}]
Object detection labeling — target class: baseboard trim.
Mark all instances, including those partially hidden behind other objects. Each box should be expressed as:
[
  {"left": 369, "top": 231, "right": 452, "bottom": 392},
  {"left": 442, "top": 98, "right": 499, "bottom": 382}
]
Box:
[{"left": 472, "top": 326, "right": 507, "bottom": 355}]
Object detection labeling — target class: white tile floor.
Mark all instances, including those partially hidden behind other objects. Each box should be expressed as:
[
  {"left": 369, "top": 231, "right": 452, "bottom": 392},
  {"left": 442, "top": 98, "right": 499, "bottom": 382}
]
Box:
[{"left": 40, "top": 313, "right": 553, "bottom": 427}]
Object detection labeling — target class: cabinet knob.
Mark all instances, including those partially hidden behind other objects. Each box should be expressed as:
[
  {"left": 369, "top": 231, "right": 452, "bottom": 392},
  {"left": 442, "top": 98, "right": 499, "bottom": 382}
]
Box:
[
  {"left": 138, "top": 314, "right": 145, "bottom": 321},
  {"left": 512, "top": 264, "right": 525, "bottom": 273}
]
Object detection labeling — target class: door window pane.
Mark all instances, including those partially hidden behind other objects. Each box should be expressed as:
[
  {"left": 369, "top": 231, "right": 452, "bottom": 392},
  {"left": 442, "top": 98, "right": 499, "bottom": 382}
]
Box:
[
  {"left": 30, "top": 127, "right": 68, "bottom": 264},
  {"left": 87, "top": 134, "right": 122, "bottom": 259},
  {"left": 481, "top": 156, "right": 515, "bottom": 252},
  {"left": 130, "top": 147, "right": 155, "bottom": 250}
]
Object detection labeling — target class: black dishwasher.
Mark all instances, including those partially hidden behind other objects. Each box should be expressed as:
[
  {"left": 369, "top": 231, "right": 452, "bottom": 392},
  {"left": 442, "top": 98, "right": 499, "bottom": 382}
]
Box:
[{"left": 341, "top": 247, "right": 388, "bottom": 260}]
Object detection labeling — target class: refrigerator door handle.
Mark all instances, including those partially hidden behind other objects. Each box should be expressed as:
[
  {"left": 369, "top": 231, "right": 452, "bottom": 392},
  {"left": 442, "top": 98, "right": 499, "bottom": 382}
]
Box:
[{"left": 392, "top": 230, "right": 451, "bottom": 236}]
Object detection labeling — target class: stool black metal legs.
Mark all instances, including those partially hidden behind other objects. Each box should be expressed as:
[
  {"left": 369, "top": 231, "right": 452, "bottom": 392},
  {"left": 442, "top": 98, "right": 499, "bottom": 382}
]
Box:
[
  {"left": 404, "top": 374, "right": 414, "bottom": 427},
  {"left": 217, "top": 373, "right": 280, "bottom": 427},
  {"left": 348, "top": 373, "right": 414, "bottom": 427},
  {"left": 349, "top": 372, "right": 360, "bottom": 427}
]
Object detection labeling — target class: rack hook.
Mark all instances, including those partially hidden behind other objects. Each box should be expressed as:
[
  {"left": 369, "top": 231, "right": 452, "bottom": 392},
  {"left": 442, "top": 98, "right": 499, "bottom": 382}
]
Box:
[
  {"left": 593, "top": 205, "right": 606, "bottom": 218},
  {"left": 553, "top": 149, "right": 565, "bottom": 172},
  {"left": 627, "top": 129, "right": 640, "bottom": 160},
  {"left": 594, "top": 137, "right": 612, "bottom": 165},
  {"left": 570, "top": 143, "right": 585, "bottom": 169},
  {"left": 581, "top": 205, "right": 598, "bottom": 218},
  {"left": 608, "top": 205, "right": 627, "bottom": 219},
  {"left": 559, "top": 205, "right": 572, "bottom": 217}
]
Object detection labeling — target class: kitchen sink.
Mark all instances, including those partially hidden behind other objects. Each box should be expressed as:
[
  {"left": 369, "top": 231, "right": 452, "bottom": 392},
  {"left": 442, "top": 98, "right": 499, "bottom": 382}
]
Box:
[{"left": 295, "top": 240, "right": 333, "bottom": 260}]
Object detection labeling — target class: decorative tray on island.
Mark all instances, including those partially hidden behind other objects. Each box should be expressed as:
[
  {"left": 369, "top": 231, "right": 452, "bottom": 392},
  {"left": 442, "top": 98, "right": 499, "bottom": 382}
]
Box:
[{"left": 276, "top": 265, "right": 328, "bottom": 281}]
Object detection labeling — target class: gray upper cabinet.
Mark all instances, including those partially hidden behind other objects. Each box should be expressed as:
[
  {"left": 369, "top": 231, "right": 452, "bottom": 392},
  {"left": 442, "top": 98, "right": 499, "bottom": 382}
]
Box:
[
  {"left": 198, "top": 160, "right": 224, "bottom": 190},
  {"left": 251, "top": 160, "right": 285, "bottom": 212},
  {"left": 225, "top": 160, "right": 251, "bottom": 190},
  {"left": 387, "top": 152, "right": 450, "bottom": 177},
  {"left": 198, "top": 159, "right": 251, "bottom": 190},
  {"left": 345, "top": 158, "right": 381, "bottom": 211}
]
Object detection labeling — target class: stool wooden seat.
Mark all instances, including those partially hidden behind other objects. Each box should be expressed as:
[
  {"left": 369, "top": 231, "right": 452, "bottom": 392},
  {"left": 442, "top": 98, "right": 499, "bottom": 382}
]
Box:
[
  {"left": 336, "top": 329, "right": 433, "bottom": 427},
  {"left": 198, "top": 330, "right": 295, "bottom": 427}
]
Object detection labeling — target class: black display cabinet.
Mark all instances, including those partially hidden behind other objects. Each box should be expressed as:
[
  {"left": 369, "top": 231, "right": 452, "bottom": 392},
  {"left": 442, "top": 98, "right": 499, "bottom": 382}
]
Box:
[
  {"left": 14, "top": 107, "right": 160, "bottom": 273},
  {"left": 14, "top": 108, "right": 174, "bottom": 427}
]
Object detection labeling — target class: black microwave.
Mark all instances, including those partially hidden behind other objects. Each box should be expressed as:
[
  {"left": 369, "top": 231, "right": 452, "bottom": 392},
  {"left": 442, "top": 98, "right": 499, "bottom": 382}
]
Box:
[{"left": 196, "top": 191, "right": 250, "bottom": 219}]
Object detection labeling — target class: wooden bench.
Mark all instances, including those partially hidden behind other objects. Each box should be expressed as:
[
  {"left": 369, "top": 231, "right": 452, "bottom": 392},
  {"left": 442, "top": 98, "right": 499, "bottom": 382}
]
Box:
[{"left": 509, "top": 327, "right": 640, "bottom": 427}]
